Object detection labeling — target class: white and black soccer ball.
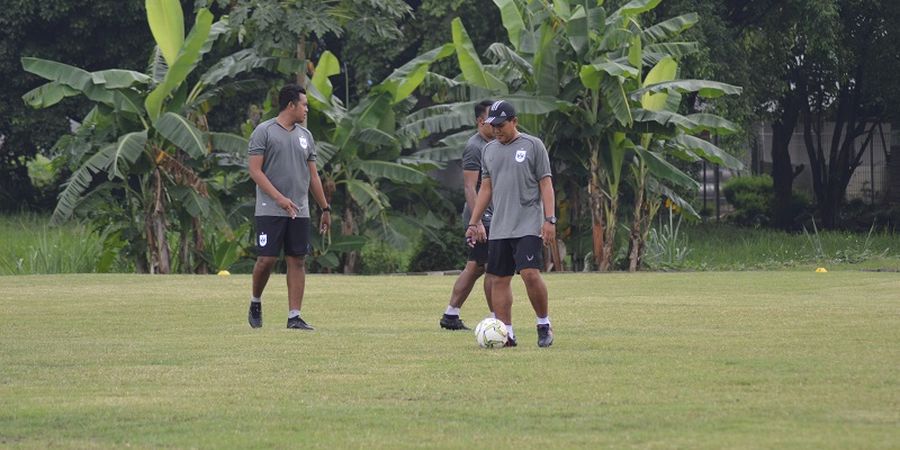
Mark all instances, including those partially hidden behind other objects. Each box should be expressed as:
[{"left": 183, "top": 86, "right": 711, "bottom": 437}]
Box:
[{"left": 474, "top": 318, "right": 508, "bottom": 348}]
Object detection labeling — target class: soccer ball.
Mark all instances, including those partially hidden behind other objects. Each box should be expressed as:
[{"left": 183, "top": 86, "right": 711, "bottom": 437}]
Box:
[{"left": 474, "top": 318, "right": 508, "bottom": 348}]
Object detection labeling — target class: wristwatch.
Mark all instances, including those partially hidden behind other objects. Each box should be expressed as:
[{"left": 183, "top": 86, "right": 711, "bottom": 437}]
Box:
[
  {"left": 322, "top": 205, "right": 331, "bottom": 212},
  {"left": 544, "top": 215, "right": 557, "bottom": 225}
]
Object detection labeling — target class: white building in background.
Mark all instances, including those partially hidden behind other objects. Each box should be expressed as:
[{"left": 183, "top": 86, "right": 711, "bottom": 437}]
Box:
[{"left": 749, "top": 123, "right": 895, "bottom": 204}]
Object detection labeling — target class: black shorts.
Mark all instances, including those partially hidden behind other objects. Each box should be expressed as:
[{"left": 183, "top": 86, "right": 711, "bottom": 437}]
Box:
[
  {"left": 487, "top": 236, "right": 543, "bottom": 276},
  {"left": 255, "top": 216, "right": 311, "bottom": 257},
  {"left": 467, "top": 226, "right": 489, "bottom": 265}
]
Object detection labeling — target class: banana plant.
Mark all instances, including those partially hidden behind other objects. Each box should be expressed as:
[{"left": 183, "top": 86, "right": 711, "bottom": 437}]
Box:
[
  {"left": 426, "top": 0, "right": 744, "bottom": 271},
  {"left": 22, "top": 0, "right": 294, "bottom": 273},
  {"left": 306, "top": 48, "right": 456, "bottom": 272}
]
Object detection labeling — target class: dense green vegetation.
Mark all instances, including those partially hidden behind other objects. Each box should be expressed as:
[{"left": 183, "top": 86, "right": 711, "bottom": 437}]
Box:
[
  {"left": 3, "top": 214, "right": 899, "bottom": 275},
  {"left": 2, "top": 0, "right": 899, "bottom": 275},
  {"left": 1, "top": 273, "right": 897, "bottom": 448}
]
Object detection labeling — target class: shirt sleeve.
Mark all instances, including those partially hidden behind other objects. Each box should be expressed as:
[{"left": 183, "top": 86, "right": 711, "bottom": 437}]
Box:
[
  {"left": 534, "top": 138, "right": 552, "bottom": 179},
  {"left": 306, "top": 130, "right": 317, "bottom": 162},
  {"left": 247, "top": 124, "right": 267, "bottom": 156},
  {"left": 461, "top": 138, "right": 482, "bottom": 172},
  {"left": 480, "top": 144, "right": 491, "bottom": 179}
]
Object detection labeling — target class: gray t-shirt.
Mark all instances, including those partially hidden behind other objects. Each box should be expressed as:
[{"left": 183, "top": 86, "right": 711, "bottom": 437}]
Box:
[
  {"left": 481, "top": 132, "right": 552, "bottom": 240},
  {"left": 461, "top": 132, "right": 493, "bottom": 228},
  {"left": 248, "top": 118, "right": 318, "bottom": 217}
]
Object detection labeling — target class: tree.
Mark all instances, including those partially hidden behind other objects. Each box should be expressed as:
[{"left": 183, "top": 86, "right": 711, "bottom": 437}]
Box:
[
  {"left": 307, "top": 47, "right": 455, "bottom": 272},
  {"left": 410, "top": 0, "right": 743, "bottom": 271},
  {"left": 0, "top": 0, "right": 152, "bottom": 211},
  {"left": 23, "top": 0, "right": 289, "bottom": 273}
]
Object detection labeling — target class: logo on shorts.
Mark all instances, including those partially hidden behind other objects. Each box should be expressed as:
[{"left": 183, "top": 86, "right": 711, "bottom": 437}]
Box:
[
  {"left": 515, "top": 149, "right": 526, "bottom": 162},
  {"left": 259, "top": 232, "right": 268, "bottom": 247},
  {"left": 526, "top": 254, "right": 534, "bottom": 261},
  {"left": 299, "top": 135, "right": 308, "bottom": 149}
]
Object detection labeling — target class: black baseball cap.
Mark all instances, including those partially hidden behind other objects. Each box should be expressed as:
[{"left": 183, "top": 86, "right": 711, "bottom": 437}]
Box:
[{"left": 484, "top": 100, "right": 516, "bottom": 125}]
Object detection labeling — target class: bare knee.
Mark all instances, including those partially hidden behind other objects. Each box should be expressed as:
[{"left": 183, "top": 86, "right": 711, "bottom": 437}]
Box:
[
  {"left": 256, "top": 256, "right": 277, "bottom": 271},
  {"left": 520, "top": 268, "right": 543, "bottom": 285}
]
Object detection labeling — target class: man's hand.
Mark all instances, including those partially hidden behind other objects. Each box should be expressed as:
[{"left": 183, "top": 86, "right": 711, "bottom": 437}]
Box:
[
  {"left": 541, "top": 221, "right": 556, "bottom": 246},
  {"left": 319, "top": 211, "right": 331, "bottom": 234},
  {"left": 465, "top": 222, "right": 487, "bottom": 247},
  {"left": 277, "top": 196, "right": 300, "bottom": 219}
]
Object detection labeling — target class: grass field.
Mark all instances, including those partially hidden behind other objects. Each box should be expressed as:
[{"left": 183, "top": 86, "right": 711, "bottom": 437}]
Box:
[{"left": 1, "top": 273, "right": 898, "bottom": 449}]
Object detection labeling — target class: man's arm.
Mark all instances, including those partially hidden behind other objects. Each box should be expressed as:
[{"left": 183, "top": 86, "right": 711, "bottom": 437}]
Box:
[
  {"left": 307, "top": 160, "right": 331, "bottom": 233},
  {"left": 249, "top": 154, "right": 298, "bottom": 218},
  {"left": 465, "top": 178, "right": 492, "bottom": 244},
  {"left": 539, "top": 176, "right": 556, "bottom": 245},
  {"left": 463, "top": 170, "right": 480, "bottom": 221}
]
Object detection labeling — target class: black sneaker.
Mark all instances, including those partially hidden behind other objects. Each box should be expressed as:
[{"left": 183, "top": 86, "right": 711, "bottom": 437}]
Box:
[
  {"left": 439, "top": 314, "right": 470, "bottom": 330},
  {"left": 537, "top": 324, "right": 554, "bottom": 347},
  {"left": 286, "top": 316, "right": 315, "bottom": 330},
  {"left": 504, "top": 336, "right": 518, "bottom": 347},
  {"left": 248, "top": 302, "right": 262, "bottom": 328}
]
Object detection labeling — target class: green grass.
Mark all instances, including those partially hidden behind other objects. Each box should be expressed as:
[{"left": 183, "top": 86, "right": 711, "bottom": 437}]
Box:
[
  {"left": 0, "top": 214, "right": 107, "bottom": 275},
  {"left": 679, "top": 223, "right": 900, "bottom": 271},
  {"left": 1, "top": 273, "right": 898, "bottom": 448}
]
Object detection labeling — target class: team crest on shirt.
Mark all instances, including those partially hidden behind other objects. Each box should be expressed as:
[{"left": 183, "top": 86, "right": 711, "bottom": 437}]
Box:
[
  {"left": 515, "top": 149, "right": 527, "bottom": 162},
  {"left": 298, "top": 135, "right": 308, "bottom": 149},
  {"left": 259, "top": 232, "right": 267, "bottom": 247}
]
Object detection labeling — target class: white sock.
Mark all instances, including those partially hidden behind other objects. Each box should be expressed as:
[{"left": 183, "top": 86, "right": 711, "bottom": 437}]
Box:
[
  {"left": 250, "top": 296, "right": 261, "bottom": 303},
  {"left": 488, "top": 312, "right": 496, "bottom": 319},
  {"left": 288, "top": 309, "right": 300, "bottom": 319},
  {"left": 505, "top": 324, "right": 515, "bottom": 339},
  {"left": 445, "top": 306, "right": 460, "bottom": 316},
  {"left": 536, "top": 316, "right": 551, "bottom": 326}
]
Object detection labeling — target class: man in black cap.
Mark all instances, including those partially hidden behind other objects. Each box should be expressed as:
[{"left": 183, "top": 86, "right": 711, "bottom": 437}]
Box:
[{"left": 465, "top": 100, "right": 555, "bottom": 348}]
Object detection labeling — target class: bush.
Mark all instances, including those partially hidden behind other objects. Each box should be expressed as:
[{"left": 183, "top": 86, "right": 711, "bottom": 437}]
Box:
[
  {"left": 723, "top": 175, "right": 810, "bottom": 228},
  {"left": 360, "top": 240, "right": 405, "bottom": 274},
  {"left": 408, "top": 224, "right": 467, "bottom": 272},
  {"left": 723, "top": 175, "right": 773, "bottom": 227},
  {"left": 838, "top": 199, "right": 900, "bottom": 233}
]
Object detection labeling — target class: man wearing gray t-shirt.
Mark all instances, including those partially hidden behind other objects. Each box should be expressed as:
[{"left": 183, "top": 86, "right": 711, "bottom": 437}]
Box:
[
  {"left": 439, "top": 100, "right": 496, "bottom": 331},
  {"left": 246, "top": 84, "right": 331, "bottom": 331},
  {"left": 466, "top": 100, "right": 555, "bottom": 348}
]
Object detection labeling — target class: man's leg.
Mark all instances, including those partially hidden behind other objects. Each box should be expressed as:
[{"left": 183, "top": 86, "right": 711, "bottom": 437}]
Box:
[
  {"left": 252, "top": 256, "right": 278, "bottom": 298},
  {"left": 449, "top": 261, "right": 485, "bottom": 308},
  {"left": 285, "top": 255, "right": 306, "bottom": 312},
  {"left": 520, "top": 268, "right": 553, "bottom": 347},
  {"left": 249, "top": 256, "right": 277, "bottom": 328},
  {"left": 441, "top": 261, "right": 485, "bottom": 330},
  {"left": 491, "top": 275, "right": 514, "bottom": 327},
  {"left": 520, "top": 268, "right": 548, "bottom": 317},
  {"left": 482, "top": 273, "right": 495, "bottom": 314}
]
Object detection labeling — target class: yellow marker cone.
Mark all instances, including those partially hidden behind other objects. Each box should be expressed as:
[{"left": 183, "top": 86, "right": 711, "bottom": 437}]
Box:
[
  {"left": 217, "top": 270, "right": 231, "bottom": 276},
  {"left": 815, "top": 267, "right": 828, "bottom": 273}
]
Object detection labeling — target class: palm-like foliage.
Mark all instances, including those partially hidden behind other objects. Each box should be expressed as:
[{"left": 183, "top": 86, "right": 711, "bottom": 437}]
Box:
[
  {"left": 22, "top": 0, "right": 295, "bottom": 273},
  {"left": 306, "top": 47, "right": 456, "bottom": 272},
  {"left": 409, "top": 0, "right": 744, "bottom": 271}
]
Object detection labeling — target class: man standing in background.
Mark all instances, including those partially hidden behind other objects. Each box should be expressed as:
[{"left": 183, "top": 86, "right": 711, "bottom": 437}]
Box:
[
  {"left": 440, "top": 100, "right": 496, "bottom": 330},
  {"left": 247, "top": 84, "right": 331, "bottom": 330}
]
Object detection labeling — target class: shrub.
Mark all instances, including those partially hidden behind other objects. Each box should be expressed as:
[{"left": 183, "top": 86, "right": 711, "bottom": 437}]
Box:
[
  {"left": 360, "top": 240, "right": 405, "bottom": 274},
  {"left": 723, "top": 175, "right": 811, "bottom": 228},
  {"left": 723, "top": 175, "right": 773, "bottom": 227},
  {"left": 408, "top": 224, "right": 467, "bottom": 272}
]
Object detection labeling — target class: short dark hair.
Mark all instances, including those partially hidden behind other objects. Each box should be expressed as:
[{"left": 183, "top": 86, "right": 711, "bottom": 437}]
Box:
[
  {"left": 278, "top": 84, "right": 307, "bottom": 111},
  {"left": 474, "top": 100, "right": 494, "bottom": 121}
]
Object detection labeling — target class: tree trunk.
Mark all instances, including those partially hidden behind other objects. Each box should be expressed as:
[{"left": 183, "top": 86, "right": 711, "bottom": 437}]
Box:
[
  {"left": 771, "top": 93, "right": 802, "bottom": 229},
  {"left": 628, "top": 166, "right": 646, "bottom": 272},
  {"left": 147, "top": 169, "right": 171, "bottom": 274},
  {"left": 589, "top": 148, "right": 604, "bottom": 271},
  {"left": 193, "top": 217, "right": 207, "bottom": 274},
  {"left": 341, "top": 205, "right": 359, "bottom": 274}
]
